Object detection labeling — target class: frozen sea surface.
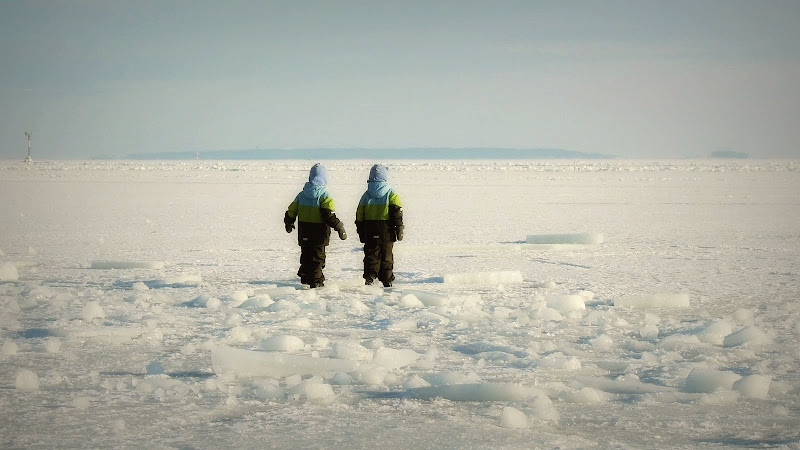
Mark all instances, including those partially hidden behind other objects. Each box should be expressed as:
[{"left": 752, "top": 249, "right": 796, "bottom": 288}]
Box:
[{"left": 1, "top": 159, "right": 799, "bottom": 448}]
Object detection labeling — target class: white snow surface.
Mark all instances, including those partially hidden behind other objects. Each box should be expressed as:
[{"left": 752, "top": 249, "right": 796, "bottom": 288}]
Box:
[
  {"left": 526, "top": 232, "right": 604, "bottom": 244},
  {"left": 443, "top": 270, "right": 523, "bottom": 285},
  {"left": 1, "top": 159, "right": 799, "bottom": 448}
]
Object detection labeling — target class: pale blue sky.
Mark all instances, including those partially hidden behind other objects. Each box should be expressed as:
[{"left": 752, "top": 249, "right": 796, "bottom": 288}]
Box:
[{"left": 1, "top": 0, "right": 799, "bottom": 159}]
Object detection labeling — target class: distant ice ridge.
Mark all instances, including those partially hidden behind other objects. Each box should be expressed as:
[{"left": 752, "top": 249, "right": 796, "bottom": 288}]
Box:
[
  {"left": 443, "top": 270, "right": 523, "bottom": 285},
  {"left": 9, "top": 160, "right": 798, "bottom": 175},
  {"left": 526, "top": 233, "right": 604, "bottom": 244}
]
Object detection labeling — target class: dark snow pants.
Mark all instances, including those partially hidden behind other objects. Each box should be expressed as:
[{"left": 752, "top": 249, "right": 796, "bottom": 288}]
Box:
[
  {"left": 298, "top": 245, "right": 326, "bottom": 285},
  {"left": 363, "top": 241, "right": 394, "bottom": 284}
]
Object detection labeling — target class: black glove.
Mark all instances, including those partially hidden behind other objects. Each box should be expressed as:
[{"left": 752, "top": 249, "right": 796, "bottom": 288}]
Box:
[
  {"left": 285, "top": 223, "right": 295, "bottom": 233},
  {"left": 396, "top": 225, "right": 404, "bottom": 241},
  {"left": 336, "top": 225, "right": 347, "bottom": 240}
]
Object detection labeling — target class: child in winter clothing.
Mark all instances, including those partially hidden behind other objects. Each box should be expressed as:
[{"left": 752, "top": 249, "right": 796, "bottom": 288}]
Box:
[
  {"left": 355, "top": 164, "right": 403, "bottom": 287},
  {"left": 284, "top": 163, "right": 347, "bottom": 288}
]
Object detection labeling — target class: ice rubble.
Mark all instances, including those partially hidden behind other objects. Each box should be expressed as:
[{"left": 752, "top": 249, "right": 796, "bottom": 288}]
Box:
[
  {"left": 397, "top": 290, "right": 482, "bottom": 313},
  {"left": 211, "top": 346, "right": 377, "bottom": 378},
  {"left": 212, "top": 341, "right": 546, "bottom": 404},
  {"left": 574, "top": 375, "right": 676, "bottom": 394},
  {"left": 723, "top": 326, "right": 773, "bottom": 347},
  {"left": 373, "top": 347, "right": 421, "bottom": 370},
  {"left": 261, "top": 335, "right": 305, "bottom": 352},
  {"left": 500, "top": 406, "right": 529, "bottom": 429},
  {"left": 406, "top": 383, "right": 540, "bottom": 402},
  {"left": 2, "top": 340, "right": 20, "bottom": 355},
  {"left": 545, "top": 294, "right": 587, "bottom": 313},
  {"left": 401, "top": 289, "right": 450, "bottom": 307},
  {"left": 679, "top": 370, "right": 772, "bottom": 401},
  {"left": 199, "top": 278, "right": 780, "bottom": 411},
  {"left": 683, "top": 367, "right": 742, "bottom": 393},
  {"left": 0, "top": 249, "right": 790, "bottom": 446},
  {"left": 82, "top": 301, "right": 106, "bottom": 322},
  {"left": 0, "top": 262, "right": 19, "bottom": 281},
  {"left": 211, "top": 343, "right": 424, "bottom": 378},
  {"left": 15, "top": 369, "right": 39, "bottom": 391},
  {"left": 733, "top": 375, "right": 772, "bottom": 399}
]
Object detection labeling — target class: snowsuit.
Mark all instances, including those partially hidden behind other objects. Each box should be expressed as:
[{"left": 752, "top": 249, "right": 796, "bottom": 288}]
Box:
[
  {"left": 284, "top": 163, "right": 346, "bottom": 288},
  {"left": 355, "top": 164, "right": 403, "bottom": 287}
]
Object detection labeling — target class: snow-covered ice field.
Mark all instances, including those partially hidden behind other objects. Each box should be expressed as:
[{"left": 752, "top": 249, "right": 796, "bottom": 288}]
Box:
[{"left": 1, "top": 159, "right": 799, "bottom": 448}]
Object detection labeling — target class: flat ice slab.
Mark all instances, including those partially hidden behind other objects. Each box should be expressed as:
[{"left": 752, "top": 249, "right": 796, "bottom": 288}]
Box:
[
  {"left": 526, "top": 233, "right": 604, "bottom": 244},
  {"left": 614, "top": 293, "right": 690, "bottom": 309},
  {"left": 443, "top": 270, "right": 523, "bottom": 285},
  {"left": 406, "top": 382, "right": 541, "bottom": 402},
  {"left": 91, "top": 260, "right": 165, "bottom": 269}
]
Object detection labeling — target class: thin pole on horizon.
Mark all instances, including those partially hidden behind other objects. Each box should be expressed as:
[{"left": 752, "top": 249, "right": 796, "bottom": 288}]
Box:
[{"left": 24, "top": 131, "right": 33, "bottom": 163}]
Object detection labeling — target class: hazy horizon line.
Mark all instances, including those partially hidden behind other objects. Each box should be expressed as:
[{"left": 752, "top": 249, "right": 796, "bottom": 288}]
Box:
[
  {"left": 3, "top": 147, "right": 774, "bottom": 161},
  {"left": 75, "top": 147, "right": 758, "bottom": 161}
]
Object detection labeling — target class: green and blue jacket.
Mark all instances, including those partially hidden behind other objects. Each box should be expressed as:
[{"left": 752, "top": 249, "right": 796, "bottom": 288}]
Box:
[
  {"left": 355, "top": 180, "right": 403, "bottom": 243},
  {"left": 285, "top": 178, "right": 343, "bottom": 247}
]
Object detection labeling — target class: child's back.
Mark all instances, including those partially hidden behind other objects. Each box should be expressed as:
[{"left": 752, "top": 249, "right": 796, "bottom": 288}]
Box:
[
  {"left": 284, "top": 163, "right": 347, "bottom": 288},
  {"left": 355, "top": 164, "right": 403, "bottom": 287}
]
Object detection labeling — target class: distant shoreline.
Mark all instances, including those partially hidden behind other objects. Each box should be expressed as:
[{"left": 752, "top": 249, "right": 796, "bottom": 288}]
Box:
[{"left": 95, "top": 148, "right": 616, "bottom": 160}]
